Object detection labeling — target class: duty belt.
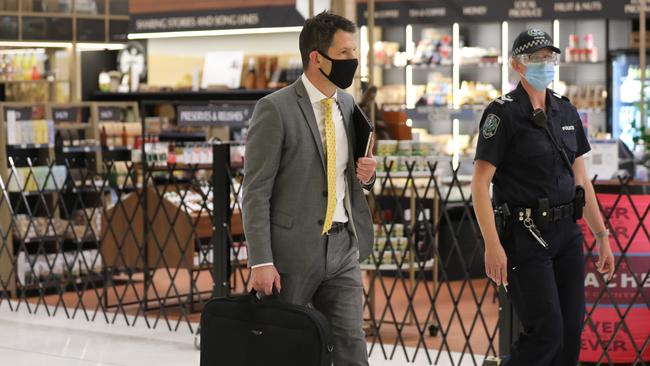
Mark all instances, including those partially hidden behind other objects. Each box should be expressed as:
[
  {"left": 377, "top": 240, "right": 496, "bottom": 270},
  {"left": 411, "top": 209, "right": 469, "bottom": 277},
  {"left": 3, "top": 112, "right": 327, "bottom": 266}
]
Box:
[{"left": 513, "top": 202, "right": 574, "bottom": 222}]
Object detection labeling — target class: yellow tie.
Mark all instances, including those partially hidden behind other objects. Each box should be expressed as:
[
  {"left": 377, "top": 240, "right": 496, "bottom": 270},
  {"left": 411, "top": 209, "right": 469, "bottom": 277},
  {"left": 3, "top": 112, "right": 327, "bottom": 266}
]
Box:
[{"left": 321, "top": 98, "right": 336, "bottom": 235}]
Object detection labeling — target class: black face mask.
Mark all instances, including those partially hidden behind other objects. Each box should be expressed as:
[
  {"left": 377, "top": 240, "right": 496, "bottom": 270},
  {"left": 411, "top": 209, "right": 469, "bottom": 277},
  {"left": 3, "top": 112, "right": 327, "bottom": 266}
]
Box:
[{"left": 318, "top": 50, "right": 358, "bottom": 89}]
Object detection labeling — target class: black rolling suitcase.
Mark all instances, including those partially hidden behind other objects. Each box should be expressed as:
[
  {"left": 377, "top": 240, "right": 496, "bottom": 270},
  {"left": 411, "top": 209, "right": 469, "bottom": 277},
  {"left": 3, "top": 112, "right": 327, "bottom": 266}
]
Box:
[{"left": 200, "top": 291, "right": 334, "bottom": 366}]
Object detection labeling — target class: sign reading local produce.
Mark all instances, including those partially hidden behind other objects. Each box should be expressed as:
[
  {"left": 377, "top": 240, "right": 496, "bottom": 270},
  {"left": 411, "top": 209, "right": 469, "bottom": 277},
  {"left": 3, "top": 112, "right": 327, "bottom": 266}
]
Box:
[
  {"left": 357, "top": 0, "right": 639, "bottom": 25},
  {"left": 130, "top": 6, "right": 304, "bottom": 33},
  {"left": 177, "top": 104, "right": 255, "bottom": 127},
  {"left": 52, "top": 107, "right": 78, "bottom": 122}
]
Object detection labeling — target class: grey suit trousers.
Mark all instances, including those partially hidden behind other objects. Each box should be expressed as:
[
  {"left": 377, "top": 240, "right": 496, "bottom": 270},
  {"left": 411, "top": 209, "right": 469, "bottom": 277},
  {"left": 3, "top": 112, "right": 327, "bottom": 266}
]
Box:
[{"left": 278, "top": 226, "right": 368, "bottom": 366}]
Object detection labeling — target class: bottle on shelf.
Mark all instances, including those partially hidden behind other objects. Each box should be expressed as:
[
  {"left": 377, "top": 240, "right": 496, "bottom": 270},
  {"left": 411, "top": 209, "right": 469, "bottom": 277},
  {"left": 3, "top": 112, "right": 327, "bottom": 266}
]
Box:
[
  {"left": 31, "top": 65, "right": 40, "bottom": 81},
  {"left": 155, "top": 136, "right": 167, "bottom": 166},
  {"left": 132, "top": 137, "right": 142, "bottom": 163},
  {"left": 12, "top": 54, "right": 21, "bottom": 81},
  {"left": 585, "top": 34, "right": 598, "bottom": 63},
  {"left": 255, "top": 57, "right": 268, "bottom": 89},
  {"left": 167, "top": 142, "right": 176, "bottom": 165},
  {"left": 244, "top": 57, "right": 256, "bottom": 89},
  {"left": 22, "top": 53, "right": 31, "bottom": 80},
  {"left": 144, "top": 135, "right": 152, "bottom": 163},
  {"left": 2, "top": 55, "right": 14, "bottom": 80},
  {"left": 100, "top": 126, "right": 107, "bottom": 147},
  {"left": 121, "top": 125, "right": 128, "bottom": 147},
  {"left": 566, "top": 34, "right": 579, "bottom": 63}
]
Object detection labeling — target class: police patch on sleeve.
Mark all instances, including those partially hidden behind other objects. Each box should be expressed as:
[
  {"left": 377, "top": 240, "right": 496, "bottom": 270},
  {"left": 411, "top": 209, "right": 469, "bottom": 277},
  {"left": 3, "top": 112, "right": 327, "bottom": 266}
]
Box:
[{"left": 482, "top": 114, "right": 501, "bottom": 139}]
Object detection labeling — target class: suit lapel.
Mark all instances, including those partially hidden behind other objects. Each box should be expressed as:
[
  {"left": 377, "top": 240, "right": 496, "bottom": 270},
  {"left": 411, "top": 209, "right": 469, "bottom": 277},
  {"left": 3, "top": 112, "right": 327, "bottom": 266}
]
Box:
[
  {"left": 337, "top": 95, "right": 352, "bottom": 132},
  {"left": 295, "top": 79, "right": 326, "bottom": 172}
]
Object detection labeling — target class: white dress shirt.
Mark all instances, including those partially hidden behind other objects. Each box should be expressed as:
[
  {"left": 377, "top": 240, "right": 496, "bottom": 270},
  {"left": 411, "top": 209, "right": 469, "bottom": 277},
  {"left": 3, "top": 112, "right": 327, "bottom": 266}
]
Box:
[
  {"left": 251, "top": 74, "right": 350, "bottom": 269},
  {"left": 300, "top": 73, "right": 350, "bottom": 224}
]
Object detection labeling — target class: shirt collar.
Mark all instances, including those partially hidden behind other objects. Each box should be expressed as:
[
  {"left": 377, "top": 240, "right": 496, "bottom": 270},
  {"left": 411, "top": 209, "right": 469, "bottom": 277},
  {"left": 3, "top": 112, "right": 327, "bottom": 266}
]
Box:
[
  {"left": 514, "top": 82, "right": 558, "bottom": 115},
  {"left": 546, "top": 89, "right": 560, "bottom": 114},
  {"left": 301, "top": 73, "right": 338, "bottom": 105}
]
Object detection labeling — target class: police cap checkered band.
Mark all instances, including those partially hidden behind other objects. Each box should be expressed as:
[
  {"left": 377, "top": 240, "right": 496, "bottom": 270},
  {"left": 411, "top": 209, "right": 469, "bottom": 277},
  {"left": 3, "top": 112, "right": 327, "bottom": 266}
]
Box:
[{"left": 511, "top": 28, "right": 561, "bottom": 56}]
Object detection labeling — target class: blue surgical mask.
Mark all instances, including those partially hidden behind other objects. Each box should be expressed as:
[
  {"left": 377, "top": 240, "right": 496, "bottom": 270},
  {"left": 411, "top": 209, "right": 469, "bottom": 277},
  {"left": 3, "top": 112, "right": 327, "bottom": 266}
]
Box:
[{"left": 524, "top": 63, "right": 555, "bottom": 91}]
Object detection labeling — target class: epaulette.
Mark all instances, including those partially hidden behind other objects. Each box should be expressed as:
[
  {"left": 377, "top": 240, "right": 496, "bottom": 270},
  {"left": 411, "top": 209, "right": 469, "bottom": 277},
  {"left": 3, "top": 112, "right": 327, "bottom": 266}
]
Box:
[
  {"left": 492, "top": 93, "right": 515, "bottom": 105},
  {"left": 552, "top": 92, "right": 570, "bottom": 103}
]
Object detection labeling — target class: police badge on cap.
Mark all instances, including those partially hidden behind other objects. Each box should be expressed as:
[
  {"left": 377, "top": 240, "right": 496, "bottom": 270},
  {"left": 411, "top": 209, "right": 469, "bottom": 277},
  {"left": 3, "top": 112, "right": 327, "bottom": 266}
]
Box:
[{"left": 511, "top": 28, "right": 562, "bottom": 56}]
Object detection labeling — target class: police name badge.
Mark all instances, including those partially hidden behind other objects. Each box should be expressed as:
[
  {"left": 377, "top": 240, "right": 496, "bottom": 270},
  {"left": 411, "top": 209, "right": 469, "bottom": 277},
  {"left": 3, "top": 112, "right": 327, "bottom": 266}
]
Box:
[{"left": 482, "top": 114, "right": 500, "bottom": 139}]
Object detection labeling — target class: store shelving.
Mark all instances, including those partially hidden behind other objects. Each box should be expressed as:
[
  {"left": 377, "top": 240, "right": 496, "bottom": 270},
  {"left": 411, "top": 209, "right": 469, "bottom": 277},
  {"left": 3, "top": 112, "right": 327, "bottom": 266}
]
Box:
[
  {"left": 363, "top": 18, "right": 631, "bottom": 137},
  {"left": 0, "top": 100, "right": 141, "bottom": 296},
  {"left": 8, "top": 143, "right": 53, "bottom": 149}
]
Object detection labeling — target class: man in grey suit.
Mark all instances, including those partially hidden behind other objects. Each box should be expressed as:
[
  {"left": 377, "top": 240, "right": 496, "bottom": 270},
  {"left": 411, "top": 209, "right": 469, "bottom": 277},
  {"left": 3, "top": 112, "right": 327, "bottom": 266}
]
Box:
[{"left": 242, "top": 11, "right": 376, "bottom": 366}]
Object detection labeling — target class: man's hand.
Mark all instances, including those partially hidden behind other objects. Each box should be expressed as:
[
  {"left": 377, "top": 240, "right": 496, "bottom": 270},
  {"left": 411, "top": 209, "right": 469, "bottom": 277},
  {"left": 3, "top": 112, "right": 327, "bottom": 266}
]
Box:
[
  {"left": 250, "top": 265, "right": 281, "bottom": 295},
  {"left": 596, "top": 237, "right": 615, "bottom": 281},
  {"left": 485, "top": 242, "right": 508, "bottom": 287},
  {"left": 356, "top": 137, "right": 377, "bottom": 184}
]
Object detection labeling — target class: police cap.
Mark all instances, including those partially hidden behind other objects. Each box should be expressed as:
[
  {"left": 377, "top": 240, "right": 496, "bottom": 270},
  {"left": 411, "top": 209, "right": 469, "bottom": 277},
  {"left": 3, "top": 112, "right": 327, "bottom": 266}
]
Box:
[{"left": 511, "top": 28, "right": 561, "bottom": 56}]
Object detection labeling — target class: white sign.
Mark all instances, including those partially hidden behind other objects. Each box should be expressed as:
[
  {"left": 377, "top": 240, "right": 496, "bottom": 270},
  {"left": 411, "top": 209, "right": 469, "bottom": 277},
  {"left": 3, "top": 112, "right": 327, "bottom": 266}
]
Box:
[
  {"left": 586, "top": 139, "right": 619, "bottom": 180},
  {"left": 201, "top": 51, "right": 244, "bottom": 89},
  {"left": 295, "top": 0, "right": 330, "bottom": 20}
]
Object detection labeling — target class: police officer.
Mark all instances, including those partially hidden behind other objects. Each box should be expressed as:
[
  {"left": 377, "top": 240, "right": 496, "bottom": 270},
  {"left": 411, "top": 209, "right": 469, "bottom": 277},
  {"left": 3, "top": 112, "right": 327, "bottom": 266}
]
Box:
[{"left": 471, "top": 29, "right": 615, "bottom": 366}]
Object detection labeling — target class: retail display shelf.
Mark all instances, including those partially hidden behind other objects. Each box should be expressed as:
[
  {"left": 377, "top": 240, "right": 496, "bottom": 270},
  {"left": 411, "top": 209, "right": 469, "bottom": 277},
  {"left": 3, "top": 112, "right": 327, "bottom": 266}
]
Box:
[
  {"left": 411, "top": 64, "right": 452, "bottom": 70},
  {"left": 376, "top": 172, "right": 472, "bottom": 181},
  {"left": 8, "top": 189, "right": 60, "bottom": 196},
  {"left": 376, "top": 171, "right": 438, "bottom": 178},
  {"left": 67, "top": 186, "right": 111, "bottom": 194},
  {"left": 16, "top": 235, "right": 64, "bottom": 244},
  {"left": 158, "top": 131, "right": 207, "bottom": 141},
  {"left": 459, "top": 62, "right": 502, "bottom": 68},
  {"left": 560, "top": 62, "right": 606, "bottom": 66},
  {"left": 55, "top": 124, "right": 91, "bottom": 131},
  {"left": 61, "top": 146, "right": 100, "bottom": 153},
  {"left": 8, "top": 143, "right": 53, "bottom": 149},
  {"left": 360, "top": 259, "right": 435, "bottom": 272},
  {"left": 9, "top": 185, "right": 111, "bottom": 197},
  {"left": 0, "top": 80, "right": 69, "bottom": 84},
  {"left": 18, "top": 273, "right": 105, "bottom": 293},
  {"left": 137, "top": 163, "right": 214, "bottom": 172},
  {"left": 16, "top": 235, "right": 99, "bottom": 245},
  {"left": 103, "top": 145, "right": 132, "bottom": 152},
  {"left": 92, "top": 89, "right": 275, "bottom": 102}
]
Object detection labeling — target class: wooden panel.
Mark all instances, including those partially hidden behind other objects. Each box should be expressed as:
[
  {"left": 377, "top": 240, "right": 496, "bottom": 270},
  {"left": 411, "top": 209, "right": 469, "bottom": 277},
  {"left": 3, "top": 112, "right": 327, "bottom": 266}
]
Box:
[
  {"left": 147, "top": 55, "right": 204, "bottom": 88},
  {"left": 129, "top": 0, "right": 294, "bottom": 14},
  {"left": 101, "top": 187, "right": 195, "bottom": 270}
]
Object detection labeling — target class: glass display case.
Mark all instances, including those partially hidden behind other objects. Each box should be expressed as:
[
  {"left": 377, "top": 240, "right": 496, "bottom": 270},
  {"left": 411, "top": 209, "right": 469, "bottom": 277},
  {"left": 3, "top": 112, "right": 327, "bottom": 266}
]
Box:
[{"left": 609, "top": 50, "right": 650, "bottom": 150}]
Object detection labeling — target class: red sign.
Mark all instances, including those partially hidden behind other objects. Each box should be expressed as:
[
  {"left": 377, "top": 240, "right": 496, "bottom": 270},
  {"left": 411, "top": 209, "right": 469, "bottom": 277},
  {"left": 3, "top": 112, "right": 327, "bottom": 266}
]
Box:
[{"left": 579, "top": 194, "right": 650, "bottom": 363}]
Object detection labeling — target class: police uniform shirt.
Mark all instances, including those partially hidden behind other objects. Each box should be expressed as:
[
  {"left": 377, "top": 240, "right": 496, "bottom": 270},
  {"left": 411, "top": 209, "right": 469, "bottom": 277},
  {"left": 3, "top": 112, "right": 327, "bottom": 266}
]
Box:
[{"left": 475, "top": 83, "right": 591, "bottom": 208}]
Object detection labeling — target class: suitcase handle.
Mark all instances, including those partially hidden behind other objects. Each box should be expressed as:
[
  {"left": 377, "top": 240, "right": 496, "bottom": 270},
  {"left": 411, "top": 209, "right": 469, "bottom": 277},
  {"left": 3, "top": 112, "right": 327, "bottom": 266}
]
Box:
[{"left": 249, "top": 288, "right": 283, "bottom": 304}]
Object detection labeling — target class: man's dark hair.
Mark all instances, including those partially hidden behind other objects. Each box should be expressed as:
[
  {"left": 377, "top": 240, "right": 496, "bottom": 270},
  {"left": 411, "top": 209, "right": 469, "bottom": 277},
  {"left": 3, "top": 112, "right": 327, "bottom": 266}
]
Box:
[{"left": 299, "top": 11, "right": 356, "bottom": 70}]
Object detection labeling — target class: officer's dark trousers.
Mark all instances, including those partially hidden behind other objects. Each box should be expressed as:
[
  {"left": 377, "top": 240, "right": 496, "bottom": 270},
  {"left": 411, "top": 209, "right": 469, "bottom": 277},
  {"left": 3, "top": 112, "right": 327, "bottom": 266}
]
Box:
[{"left": 502, "top": 218, "right": 585, "bottom": 366}]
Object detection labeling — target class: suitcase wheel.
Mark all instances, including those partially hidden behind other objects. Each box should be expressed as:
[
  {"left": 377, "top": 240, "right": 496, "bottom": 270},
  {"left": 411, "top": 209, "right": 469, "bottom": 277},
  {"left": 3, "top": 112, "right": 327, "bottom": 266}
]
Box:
[{"left": 428, "top": 324, "right": 440, "bottom": 337}]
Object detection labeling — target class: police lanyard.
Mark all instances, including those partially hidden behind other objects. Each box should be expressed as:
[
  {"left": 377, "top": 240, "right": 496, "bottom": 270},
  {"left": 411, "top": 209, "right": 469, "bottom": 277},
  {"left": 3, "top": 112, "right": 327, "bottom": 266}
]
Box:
[{"left": 531, "top": 108, "right": 574, "bottom": 178}]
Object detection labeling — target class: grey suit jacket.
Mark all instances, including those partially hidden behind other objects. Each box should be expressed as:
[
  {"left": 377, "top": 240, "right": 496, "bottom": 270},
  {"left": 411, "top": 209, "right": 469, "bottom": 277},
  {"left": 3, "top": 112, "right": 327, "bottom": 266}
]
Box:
[{"left": 242, "top": 79, "right": 374, "bottom": 274}]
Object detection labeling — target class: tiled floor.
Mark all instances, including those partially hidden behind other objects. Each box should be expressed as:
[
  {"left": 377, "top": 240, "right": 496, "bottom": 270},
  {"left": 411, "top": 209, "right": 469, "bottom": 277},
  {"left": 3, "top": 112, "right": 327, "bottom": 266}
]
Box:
[
  {"left": 29, "top": 271, "right": 501, "bottom": 356},
  {"left": 0, "top": 302, "right": 486, "bottom": 366}
]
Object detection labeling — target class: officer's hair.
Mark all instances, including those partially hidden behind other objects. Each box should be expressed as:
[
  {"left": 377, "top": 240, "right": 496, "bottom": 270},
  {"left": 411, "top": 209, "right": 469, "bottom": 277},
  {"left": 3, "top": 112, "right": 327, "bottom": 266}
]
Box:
[
  {"left": 510, "top": 56, "right": 525, "bottom": 70},
  {"left": 299, "top": 11, "right": 357, "bottom": 71}
]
